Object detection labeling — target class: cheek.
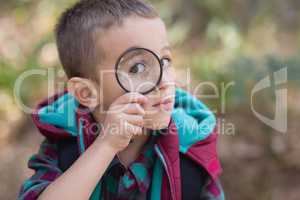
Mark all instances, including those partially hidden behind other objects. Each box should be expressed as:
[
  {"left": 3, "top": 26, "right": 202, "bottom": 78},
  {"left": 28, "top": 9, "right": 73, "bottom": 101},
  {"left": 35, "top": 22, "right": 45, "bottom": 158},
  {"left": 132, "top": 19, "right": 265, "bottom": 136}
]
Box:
[
  {"left": 99, "top": 72, "right": 124, "bottom": 110},
  {"left": 167, "top": 68, "right": 176, "bottom": 81},
  {"left": 142, "top": 84, "right": 175, "bottom": 130}
]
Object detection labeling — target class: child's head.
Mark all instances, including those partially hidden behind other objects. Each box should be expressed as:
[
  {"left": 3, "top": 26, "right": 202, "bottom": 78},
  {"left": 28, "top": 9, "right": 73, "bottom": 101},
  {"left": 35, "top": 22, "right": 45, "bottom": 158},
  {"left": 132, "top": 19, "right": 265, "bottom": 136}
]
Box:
[{"left": 55, "top": 0, "right": 175, "bottom": 130}]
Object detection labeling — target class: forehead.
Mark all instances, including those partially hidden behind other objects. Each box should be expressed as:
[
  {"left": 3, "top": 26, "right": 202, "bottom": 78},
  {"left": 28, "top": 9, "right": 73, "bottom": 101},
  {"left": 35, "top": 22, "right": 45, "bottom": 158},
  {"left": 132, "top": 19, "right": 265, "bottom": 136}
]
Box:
[{"left": 96, "top": 16, "right": 169, "bottom": 67}]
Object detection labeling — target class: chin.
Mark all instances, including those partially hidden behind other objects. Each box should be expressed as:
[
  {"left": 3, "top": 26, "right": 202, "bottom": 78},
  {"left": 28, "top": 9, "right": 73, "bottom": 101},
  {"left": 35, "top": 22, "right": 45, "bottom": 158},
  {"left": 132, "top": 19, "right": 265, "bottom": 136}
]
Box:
[{"left": 144, "top": 110, "right": 172, "bottom": 130}]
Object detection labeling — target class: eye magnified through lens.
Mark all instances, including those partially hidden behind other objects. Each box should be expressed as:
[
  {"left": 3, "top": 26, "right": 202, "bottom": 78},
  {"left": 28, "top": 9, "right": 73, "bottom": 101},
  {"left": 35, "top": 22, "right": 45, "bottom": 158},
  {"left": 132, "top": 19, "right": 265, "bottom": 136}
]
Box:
[{"left": 115, "top": 47, "right": 163, "bottom": 95}]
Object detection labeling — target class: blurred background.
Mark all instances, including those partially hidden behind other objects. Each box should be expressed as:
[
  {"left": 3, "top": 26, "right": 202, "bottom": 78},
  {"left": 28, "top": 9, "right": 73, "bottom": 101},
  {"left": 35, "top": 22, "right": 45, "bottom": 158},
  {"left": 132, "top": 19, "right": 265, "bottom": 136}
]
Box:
[{"left": 0, "top": 0, "right": 299, "bottom": 199}]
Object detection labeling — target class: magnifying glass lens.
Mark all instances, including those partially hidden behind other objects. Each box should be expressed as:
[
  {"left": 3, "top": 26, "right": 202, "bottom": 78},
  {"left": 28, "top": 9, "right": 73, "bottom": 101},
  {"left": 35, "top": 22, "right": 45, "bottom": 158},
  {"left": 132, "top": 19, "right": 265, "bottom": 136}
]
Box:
[{"left": 116, "top": 48, "right": 162, "bottom": 94}]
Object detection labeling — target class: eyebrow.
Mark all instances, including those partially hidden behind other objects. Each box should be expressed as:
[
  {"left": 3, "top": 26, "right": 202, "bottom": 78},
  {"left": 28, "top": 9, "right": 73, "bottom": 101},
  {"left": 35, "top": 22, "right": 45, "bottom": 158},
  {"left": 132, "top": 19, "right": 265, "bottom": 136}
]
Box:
[
  {"left": 161, "top": 45, "right": 171, "bottom": 52},
  {"left": 120, "top": 50, "right": 144, "bottom": 64},
  {"left": 126, "top": 45, "right": 171, "bottom": 53},
  {"left": 119, "top": 45, "right": 171, "bottom": 64}
]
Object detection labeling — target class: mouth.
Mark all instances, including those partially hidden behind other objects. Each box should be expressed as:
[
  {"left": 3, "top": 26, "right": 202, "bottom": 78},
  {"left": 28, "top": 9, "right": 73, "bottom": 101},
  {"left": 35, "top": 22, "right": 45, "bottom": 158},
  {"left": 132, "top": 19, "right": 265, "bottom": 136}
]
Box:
[{"left": 152, "top": 98, "right": 174, "bottom": 111}]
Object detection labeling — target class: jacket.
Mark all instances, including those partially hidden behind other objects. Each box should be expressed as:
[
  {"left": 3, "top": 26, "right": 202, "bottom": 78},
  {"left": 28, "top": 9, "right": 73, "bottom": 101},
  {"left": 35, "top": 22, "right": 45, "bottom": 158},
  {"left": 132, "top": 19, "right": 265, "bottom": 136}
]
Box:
[{"left": 18, "top": 87, "right": 225, "bottom": 200}]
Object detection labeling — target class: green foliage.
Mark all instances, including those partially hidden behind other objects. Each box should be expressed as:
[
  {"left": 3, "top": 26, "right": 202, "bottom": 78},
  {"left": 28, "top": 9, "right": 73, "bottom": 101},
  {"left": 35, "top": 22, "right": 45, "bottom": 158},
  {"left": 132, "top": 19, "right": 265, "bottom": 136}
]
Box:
[{"left": 0, "top": 0, "right": 299, "bottom": 105}]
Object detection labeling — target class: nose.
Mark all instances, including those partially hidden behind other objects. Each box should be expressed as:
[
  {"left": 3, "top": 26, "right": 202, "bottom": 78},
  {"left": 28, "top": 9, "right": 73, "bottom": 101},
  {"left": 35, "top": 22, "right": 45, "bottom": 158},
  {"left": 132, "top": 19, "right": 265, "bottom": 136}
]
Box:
[{"left": 156, "top": 69, "right": 175, "bottom": 91}]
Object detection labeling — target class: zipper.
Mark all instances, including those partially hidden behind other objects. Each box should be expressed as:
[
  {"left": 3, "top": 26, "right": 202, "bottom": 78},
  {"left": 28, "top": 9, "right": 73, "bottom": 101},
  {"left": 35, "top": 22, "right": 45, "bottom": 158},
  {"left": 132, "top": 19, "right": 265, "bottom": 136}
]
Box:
[{"left": 154, "top": 144, "right": 176, "bottom": 200}]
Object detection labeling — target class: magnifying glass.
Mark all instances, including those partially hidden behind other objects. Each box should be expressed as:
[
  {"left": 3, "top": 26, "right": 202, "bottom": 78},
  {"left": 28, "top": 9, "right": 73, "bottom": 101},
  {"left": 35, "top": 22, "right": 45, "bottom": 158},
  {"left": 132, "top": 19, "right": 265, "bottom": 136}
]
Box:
[{"left": 115, "top": 47, "right": 163, "bottom": 95}]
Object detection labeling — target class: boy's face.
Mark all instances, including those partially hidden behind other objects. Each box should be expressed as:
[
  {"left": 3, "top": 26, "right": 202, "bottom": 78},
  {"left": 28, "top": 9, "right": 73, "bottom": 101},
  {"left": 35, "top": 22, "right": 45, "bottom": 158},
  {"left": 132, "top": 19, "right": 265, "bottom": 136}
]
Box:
[{"left": 94, "top": 16, "right": 175, "bottom": 130}]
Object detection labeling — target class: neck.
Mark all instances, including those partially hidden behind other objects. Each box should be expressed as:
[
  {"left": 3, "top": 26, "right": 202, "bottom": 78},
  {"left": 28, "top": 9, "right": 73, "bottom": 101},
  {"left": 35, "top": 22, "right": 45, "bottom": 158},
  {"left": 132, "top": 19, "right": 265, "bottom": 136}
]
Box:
[
  {"left": 130, "top": 129, "right": 150, "bottom": 146},
  {"left": 118, "top": 129, "right": 150, "bottom": 168}
]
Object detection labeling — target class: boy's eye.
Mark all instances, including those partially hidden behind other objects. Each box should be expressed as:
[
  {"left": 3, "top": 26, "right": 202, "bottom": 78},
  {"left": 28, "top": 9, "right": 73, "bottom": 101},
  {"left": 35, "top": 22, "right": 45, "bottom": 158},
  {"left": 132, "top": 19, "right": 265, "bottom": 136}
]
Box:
[
  {"left": 161, "top": 58, "right": 172, "bottom": 69},
  {"left": 129, "top": 63, "right": 146, "bottom": 74}
]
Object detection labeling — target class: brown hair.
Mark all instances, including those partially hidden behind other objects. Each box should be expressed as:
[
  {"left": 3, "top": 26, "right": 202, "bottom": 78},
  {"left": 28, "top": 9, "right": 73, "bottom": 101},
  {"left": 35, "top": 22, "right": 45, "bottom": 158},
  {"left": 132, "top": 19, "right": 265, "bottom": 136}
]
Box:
[{"left": 55, "top": 0, "right": 158, "bottom": 79}]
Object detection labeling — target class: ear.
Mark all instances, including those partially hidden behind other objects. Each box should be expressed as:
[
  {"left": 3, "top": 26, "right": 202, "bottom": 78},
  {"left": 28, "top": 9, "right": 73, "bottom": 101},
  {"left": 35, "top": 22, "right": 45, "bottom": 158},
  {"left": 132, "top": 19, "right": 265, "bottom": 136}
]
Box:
[{"left": 67, "top": 77, "right": 99, "bottom": 109}]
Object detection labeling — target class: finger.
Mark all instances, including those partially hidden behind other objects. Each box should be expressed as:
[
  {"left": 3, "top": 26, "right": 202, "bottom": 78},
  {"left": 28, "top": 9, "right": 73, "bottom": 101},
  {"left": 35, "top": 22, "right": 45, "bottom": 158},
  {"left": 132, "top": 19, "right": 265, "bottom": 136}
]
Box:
[
  {"left": 123, "top": 103, "right": 145, "bottom": 115},
  {"left": 108, "top": 103, "right": 145, "bottom": 115},
  {"left": 123, "top": 113, "right": 144, "bottom": 127},
  {"left": 124, "top": 121, "right": 143, "bottom": 136},
  {"left": 113, "top": 92, "right": 148, "bottom": 106}
]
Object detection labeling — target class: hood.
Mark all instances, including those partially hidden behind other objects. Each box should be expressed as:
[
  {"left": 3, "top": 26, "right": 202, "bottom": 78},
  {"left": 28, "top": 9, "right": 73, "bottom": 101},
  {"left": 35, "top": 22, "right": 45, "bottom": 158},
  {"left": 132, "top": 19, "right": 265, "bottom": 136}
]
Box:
[
  {"left": 32, "top": 90, "right": 79, "bottom": 140},
  {"left": 32, "top": 88, "right": 216, "bottom": 149},
  {"left": 172, "top": 87, "right": 216, "bottom": 153}
]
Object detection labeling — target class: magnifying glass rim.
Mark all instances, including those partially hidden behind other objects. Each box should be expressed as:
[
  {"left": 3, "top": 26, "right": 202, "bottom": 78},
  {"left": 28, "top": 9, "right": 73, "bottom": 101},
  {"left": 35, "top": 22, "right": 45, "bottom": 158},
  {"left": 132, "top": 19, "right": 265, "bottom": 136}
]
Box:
[{"left": 114, "top": 47, "right": 163, "bottom": 95}]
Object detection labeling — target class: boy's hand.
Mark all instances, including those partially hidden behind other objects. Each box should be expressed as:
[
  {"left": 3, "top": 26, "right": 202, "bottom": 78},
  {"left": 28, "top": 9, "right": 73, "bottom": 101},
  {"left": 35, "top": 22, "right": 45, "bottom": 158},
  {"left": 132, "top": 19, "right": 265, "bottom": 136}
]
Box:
[{"left": 98, "top": 93, "right": 148, "bottom": 153}]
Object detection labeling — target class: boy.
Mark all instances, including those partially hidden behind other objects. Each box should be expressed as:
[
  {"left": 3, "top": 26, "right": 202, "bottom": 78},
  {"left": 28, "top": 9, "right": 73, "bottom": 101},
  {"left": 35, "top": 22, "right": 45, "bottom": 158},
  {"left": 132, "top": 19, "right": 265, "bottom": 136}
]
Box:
[{"left": 18, "top": 0, "right": 224, "bottom": 199}]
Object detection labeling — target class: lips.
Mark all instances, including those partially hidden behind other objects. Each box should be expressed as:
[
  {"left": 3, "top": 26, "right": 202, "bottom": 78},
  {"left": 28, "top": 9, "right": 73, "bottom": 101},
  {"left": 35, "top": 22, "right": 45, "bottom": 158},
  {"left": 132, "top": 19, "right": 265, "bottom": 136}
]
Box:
[
  {"left": 153, "top": 98, "right": 171, "bottom": 106},
  {"left": 152, "top": 98, "right": 174, "bottom": 111}
]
